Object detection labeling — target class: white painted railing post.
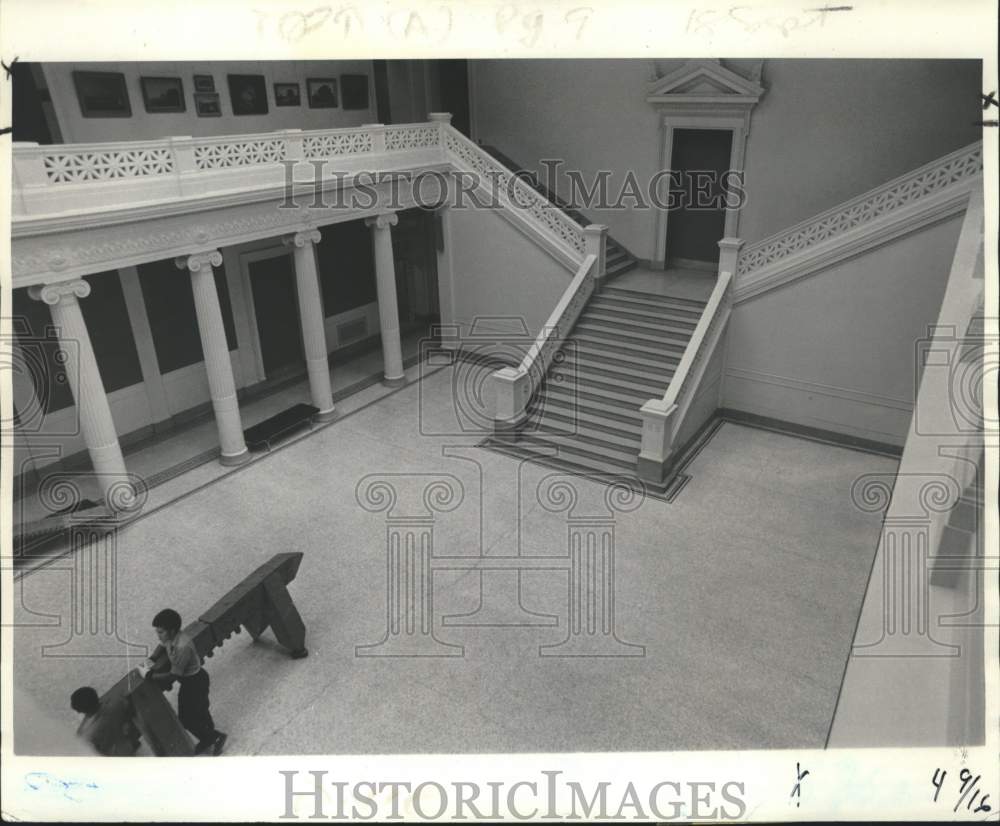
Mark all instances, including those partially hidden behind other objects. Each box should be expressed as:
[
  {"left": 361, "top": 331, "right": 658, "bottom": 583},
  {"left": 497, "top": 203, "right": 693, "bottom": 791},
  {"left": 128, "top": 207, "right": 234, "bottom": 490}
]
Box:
[
  {"left": 584, "top": 224, "right": 609, "bottom": 281},
  {"left": 637, "top": 400, "right": 675, "bottom": 483},
  {"left": 169, "top": 136, "right": 197, "bottom": 174},
  {"left": 11, "top": 143, "right": 47, "bottom": 187},
  {"left": 493, "top": 366, "right": 531, "bottom": 440},
  {"left": 365, "top": 124, "right": 387, "bottom": 154},
  {"left": 718, "top": 237, "right": 743, "bottom": 280},
  {"left": 428, "top": 112, "right": 452, "bottom": 153},
  {"left": 283, "top": 128, "right": 304, "bottom": 161}
]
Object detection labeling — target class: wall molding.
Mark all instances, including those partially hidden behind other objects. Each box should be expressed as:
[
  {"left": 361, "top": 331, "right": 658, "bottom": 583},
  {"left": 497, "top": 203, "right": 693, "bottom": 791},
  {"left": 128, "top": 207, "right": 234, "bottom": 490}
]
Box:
[{"left": 724, "top": 365, "right": 913, "bottom": 412}]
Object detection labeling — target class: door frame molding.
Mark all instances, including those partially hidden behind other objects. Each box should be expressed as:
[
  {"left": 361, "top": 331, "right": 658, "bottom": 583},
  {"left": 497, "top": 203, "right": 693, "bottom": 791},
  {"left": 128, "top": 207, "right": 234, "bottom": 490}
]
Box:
[{"left": 646, "top": 59, "right": 765, "bottom": 269}]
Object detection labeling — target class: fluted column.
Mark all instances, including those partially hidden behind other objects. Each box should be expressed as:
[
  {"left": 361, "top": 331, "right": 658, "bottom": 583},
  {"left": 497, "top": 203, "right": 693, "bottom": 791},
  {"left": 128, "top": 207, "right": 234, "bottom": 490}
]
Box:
[
  {"left": 284, "top": 227, "right": 336, "bottom": 421},
  {"left": 28, "top": 280, "right": 132, "bottom": 507},
  {"left": 365, "top": 212, "right": 405, "bottom": 387},
  {"left": 176, "top": 250, "right": 249, "bottom": 466}
]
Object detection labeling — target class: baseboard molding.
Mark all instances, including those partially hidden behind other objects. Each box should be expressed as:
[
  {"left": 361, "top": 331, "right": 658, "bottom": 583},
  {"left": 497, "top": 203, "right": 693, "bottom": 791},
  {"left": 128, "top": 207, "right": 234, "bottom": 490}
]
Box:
[
  {"left": 722, "top": 366, "right": 912, "bottom": 447},
  {"left": 718, "top": 407, "right": 903, "bottom": 458}
]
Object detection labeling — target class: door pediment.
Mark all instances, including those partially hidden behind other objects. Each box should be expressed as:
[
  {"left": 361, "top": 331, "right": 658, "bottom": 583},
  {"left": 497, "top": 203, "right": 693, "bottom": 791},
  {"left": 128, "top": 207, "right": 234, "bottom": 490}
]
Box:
[{"left": 646, "top": 59, "right": 764, "bottom": 107}]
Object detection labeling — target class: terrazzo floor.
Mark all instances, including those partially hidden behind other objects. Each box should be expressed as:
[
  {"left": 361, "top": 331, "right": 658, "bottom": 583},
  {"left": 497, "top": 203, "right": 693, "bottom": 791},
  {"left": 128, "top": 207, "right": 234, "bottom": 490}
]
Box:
[{"left": 12, "top": 362, "right": 898, "bottom": 755}]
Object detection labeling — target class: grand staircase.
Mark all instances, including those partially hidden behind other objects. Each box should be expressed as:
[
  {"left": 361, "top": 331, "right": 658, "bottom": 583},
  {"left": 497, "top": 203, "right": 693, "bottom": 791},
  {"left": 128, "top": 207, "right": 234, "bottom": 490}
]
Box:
[
  {"left": 485, "top": 284, "right": 708, "bottom": 489},
  {"left": 480, "top": 143, "right": 638, "bottom": 279}
]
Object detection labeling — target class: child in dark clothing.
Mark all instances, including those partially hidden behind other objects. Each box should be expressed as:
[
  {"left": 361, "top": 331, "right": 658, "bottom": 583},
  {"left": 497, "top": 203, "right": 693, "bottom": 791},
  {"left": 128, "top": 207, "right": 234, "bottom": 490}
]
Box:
[{"left": 141, "top": 608, "right": 227, "bottom": 756}]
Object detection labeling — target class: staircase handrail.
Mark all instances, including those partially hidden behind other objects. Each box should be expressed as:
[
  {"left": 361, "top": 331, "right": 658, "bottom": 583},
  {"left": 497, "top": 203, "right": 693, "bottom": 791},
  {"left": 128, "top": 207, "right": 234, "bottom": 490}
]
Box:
[
  {"left": 439, "top": 124, "right": 587, "bottom": 259},
  {"left": 493, "top": 252, "right": 599, "bottom": 426},
  {"left": 648, "top": 269, "right": 732, "bottom": 417},
  {"left": 736, "top": 141, "right": 983, "bottom": 280}
]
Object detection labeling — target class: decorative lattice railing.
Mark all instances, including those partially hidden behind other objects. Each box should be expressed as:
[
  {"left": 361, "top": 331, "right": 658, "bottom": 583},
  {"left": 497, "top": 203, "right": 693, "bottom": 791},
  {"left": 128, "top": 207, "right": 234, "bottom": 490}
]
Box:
[
  {"left": 441, "top": 125, "right": 587, "bottom": 257},
  {"left": 737, "top": 142, "right": 983, "bottom": 277}
]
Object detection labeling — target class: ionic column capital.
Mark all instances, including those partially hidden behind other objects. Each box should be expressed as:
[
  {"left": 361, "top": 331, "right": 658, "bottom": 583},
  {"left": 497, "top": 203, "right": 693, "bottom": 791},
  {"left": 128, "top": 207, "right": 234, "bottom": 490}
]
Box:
[
  {"left": 175, "top": 250, "right": 223, "bottom": 273},
  {"left": 28, "top": 279, "right": 91, "bottom": 305},
  {"left": 283, "top": 227, "right": 322, "bottom": 249},
  {"left": 365, "top": 212, "right": 399, "bottom": 230}
]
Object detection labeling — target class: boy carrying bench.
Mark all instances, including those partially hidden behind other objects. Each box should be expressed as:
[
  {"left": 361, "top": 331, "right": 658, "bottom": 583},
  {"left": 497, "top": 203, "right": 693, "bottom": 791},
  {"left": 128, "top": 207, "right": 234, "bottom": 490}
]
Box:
[{"left": 138, "top": 608, "right": 228, "bottom": 756}]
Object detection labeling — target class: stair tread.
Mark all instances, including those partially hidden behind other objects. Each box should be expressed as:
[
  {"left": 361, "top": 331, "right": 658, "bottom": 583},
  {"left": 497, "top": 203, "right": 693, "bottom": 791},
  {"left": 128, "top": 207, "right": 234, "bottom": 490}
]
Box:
[
  {"left": 589, "top": 299, "right": 703, "bottom": 325},
  {"left": 485, "top": 438, "right": 641, "bottom": 479},
  {"left": 519, "top": 432, "right": 637, "bottom": 467},
  {"left": 578, "top": 316, "right": 694, "bottom": 342},
  {"left": 543, "top": 381, "right": 657, "bottom": 409},
  {"left": 535, "top": 392, "right": 644, "bottom": 424},
  {"left": 570, "top": 336, "right": 683, "bottom": 362},
  {"left": 565, "top": 343, "right": 680, "bottom": 371},
  {"left": 601, "top": 286, "right": 709, "bottom": 309},
  {"left": 527, "top": 404, "right": 643, "bottom": 436},
  {"left": 571, "top": 326, "right": 688, "bottom": 353},
  {"left": 526, "top": 418, "right": 641, "bottom": 450},
  {"left": 551, "top": 366, "right": 671, "bottom": 396}
]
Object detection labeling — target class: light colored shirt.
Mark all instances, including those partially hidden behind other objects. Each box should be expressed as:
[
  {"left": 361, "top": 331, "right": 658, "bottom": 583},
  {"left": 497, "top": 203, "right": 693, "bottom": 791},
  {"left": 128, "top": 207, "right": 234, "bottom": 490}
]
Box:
[{"left": 164, "top": 631, "right": 201, "bottom": 677}]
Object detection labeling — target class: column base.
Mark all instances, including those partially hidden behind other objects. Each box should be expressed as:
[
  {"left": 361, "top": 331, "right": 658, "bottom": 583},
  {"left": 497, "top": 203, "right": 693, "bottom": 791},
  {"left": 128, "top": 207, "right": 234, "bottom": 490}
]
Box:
[
  {"left": 219, "top": 448, "right": 252, "bottom": 467},
  {"left": 382, "top": 375, "right": 406, "bottom": 388},
  {"left": 313, "top": 407, "right": 338, "bottom": 423}
]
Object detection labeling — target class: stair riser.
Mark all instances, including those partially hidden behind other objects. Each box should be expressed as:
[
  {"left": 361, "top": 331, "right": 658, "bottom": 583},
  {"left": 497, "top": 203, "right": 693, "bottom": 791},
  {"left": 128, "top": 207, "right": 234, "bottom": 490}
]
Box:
[
  {"left": 544, "top": 383, "right": 652, "bottom": 410},
  {"left": 535, "top": 395, "right": 644, "bottom": 427},
  {"left": 583, "top": 313, "right": 697, "bottom": 337},
  {"left": 527, "top": 406, "right": 643, "bottom": 439},
  {"left": 602, "top": 287, "right": 709, "bottom": 311},
  {"left": 570, "top": 334, "right": 685, "bottom": 361},
  {"left": 588, "top": 301, "right": 703, "bottom": 326},
  {"left": 550, "top": 364, "right": 670, "bottom": 398},
  {"left": 562, "top": 347, "right": 679, "bottom": 373},
  {"left": 526, "top": 421, "right": 641, "bottom": 451},
  {"left": 521, "top": 435, "right": 637, "bottom": 468},
  {"left": 575, "top": 323, "right": 689, "bottom": 350},
  {"left": 548, "top": 372, "right": 661, "bottom": 401}
]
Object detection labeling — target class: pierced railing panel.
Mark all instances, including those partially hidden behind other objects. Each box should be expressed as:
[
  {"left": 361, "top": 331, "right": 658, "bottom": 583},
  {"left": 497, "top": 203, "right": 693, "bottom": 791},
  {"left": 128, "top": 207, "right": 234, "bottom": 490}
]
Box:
[
  {"left": 738, "top": 142, "right": 983, "bottom": 277},
  {"left": 302, "top": 129, "right": 374, "bottom": 158},
  {"left": 41, "top": 146, "right": 175, "bottom": 183},
  {"left": 192, "top": 137, "right": 288, "bottom": 170},
  {"left": 441, "top": 125, "right": 586, "bottom": 256}
]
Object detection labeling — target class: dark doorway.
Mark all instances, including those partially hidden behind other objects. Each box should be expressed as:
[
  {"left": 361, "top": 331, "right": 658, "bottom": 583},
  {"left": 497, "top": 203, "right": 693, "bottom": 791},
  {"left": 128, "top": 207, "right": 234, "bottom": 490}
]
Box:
[
  {"left": 248, "top": 256, "right": 304, "bottom": 376},
  {"left": 393, "top": 209, "right": 441, "bottom": 326},
  {"left": 437, "top": 60, "right": 470, "bottom": 136},
  {"left": 666, "top": 128, "right": 733, "bottom": 266}
]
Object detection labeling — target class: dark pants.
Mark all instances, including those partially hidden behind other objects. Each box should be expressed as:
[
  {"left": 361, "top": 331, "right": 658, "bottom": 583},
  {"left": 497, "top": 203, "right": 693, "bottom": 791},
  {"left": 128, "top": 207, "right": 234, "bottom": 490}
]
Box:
[{"left": 176, "top": 669, "right": 217, "bottom": 746}]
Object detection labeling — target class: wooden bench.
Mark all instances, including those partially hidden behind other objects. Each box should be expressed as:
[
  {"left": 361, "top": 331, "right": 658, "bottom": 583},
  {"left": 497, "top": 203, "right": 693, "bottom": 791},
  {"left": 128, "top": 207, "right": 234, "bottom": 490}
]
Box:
[
  {"left": 86, "top": 552, "right": 307, "bottom": 756},
  {"left": 243, "top": 403, "right": 319, "bottom": 451}
]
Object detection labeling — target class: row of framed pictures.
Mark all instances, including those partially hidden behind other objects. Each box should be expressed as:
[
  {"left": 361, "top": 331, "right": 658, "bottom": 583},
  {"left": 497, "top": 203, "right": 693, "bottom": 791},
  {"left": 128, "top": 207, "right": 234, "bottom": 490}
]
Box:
[{"left": 72, "top": 71, "right": 370, "bottom": 118}]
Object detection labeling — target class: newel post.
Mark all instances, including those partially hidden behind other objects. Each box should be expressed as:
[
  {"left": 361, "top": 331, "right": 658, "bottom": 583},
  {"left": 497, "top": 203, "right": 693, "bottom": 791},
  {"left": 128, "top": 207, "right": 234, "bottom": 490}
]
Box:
[
  {"left": 493, "top": 366, "right": 531, "bottom": 443},
  {"left": 637, "top": 400, "right": 675, "bottom": 484},
  {"left": 718, "top": 237, "right": 743, "bottom": 278},
  {"left": 584, "top": 224, "right": 609, "bottom": 281}
]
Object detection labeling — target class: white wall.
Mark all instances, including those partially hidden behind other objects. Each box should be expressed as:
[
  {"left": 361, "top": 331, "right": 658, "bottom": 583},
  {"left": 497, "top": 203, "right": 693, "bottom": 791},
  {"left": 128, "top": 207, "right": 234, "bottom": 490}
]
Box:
[
  {"left": 740, "top": 59, "right": 982, "bottom": 243},
  {"left": 722, "top": 214, "right": 964, "bottom": 446},
  {"left": 447, "top": 205, "right": 573, "bottom": 342},
  {"left": 42, "top": 60, "right": 376, "bottom": 143},
  {"left": 470, "top": 59, "right": 981, "bottom": 262}
]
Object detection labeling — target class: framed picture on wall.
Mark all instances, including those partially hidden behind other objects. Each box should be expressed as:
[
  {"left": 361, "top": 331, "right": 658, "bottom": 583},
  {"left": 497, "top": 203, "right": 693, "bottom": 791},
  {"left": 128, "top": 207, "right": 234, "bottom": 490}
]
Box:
[
  {"left": 194, "top": 93, "right": 222, "bottom": 117},
  {"left": 273, "top": 82, "right": 300, "bottom": 107},
  {"left": 306, "top": 77, "right": 338, "bottom": 108},
  {"left": 340, "top": 75, "right": 369, "bottom": 110},
  {"left": 140, "top": 77, "right": 185, "bottom": 113},
  {"left": 193, "top": 74, "right": 215, "bottom": 93},
  {"left": 72, "top": 70, "right": 131, "bottom": 118},
  {"left": 227, "top": 74, "right": 268, "bottom": 115}
]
